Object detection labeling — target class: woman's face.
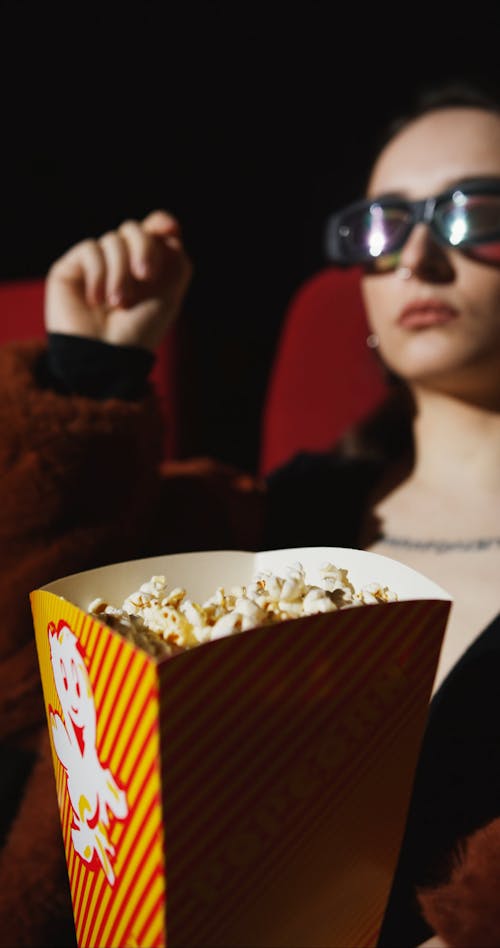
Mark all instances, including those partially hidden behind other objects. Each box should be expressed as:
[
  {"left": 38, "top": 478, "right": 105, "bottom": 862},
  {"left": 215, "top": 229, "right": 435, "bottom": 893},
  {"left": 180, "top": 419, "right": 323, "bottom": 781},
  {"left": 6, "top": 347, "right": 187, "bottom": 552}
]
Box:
[{"left": 361, "top": 106, "right": 500, "bottom": 403}]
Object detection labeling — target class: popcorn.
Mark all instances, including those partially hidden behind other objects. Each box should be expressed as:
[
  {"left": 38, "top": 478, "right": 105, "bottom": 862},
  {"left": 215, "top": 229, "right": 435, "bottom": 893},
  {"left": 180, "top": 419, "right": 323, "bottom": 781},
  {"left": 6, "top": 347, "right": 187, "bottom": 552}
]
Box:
[{"left": 88, "top": 561, "right": 397, "bottom": 658}]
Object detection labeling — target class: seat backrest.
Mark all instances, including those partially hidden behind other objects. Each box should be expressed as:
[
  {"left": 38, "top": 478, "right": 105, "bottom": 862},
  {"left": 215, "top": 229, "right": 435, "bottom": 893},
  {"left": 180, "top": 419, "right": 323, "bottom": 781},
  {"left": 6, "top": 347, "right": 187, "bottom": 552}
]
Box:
[
  {"left": 0, "top": 277, "right": 46, "bottom": 342},
  {"left": 0, "top": 278, "right": 179, "bottom": 459},
  {"left": 259, "top": 266, "right": 389, "bottom": 476}
]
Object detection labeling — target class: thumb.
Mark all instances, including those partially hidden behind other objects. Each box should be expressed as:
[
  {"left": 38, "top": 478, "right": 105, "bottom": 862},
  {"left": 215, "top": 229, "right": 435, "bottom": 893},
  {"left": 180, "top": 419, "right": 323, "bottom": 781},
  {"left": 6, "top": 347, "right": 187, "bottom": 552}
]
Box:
[{"left": 141, "top": 209, "right": 183, "bottom": 239}]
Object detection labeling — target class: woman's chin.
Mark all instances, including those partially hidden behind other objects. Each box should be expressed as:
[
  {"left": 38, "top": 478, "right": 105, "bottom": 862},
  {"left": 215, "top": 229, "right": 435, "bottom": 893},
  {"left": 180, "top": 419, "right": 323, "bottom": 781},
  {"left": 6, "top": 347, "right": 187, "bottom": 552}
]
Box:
[
  {"left": 382, "top": 355, "right": 500, "bottom": 405},
  {"left": 378, "top": 336, "right": 499, "bottom": 390}
]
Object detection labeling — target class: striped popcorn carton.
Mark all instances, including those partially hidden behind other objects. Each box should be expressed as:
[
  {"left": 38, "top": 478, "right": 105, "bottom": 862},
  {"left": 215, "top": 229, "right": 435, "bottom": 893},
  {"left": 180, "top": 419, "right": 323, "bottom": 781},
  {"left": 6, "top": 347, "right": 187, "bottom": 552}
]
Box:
[{"left": 30, "top": 546, "right": 451, "bottom": 948}]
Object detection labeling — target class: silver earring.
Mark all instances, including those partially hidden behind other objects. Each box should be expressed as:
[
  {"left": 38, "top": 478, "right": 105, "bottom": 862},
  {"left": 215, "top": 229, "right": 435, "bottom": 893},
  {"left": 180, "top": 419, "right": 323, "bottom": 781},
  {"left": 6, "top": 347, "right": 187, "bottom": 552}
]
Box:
[
  {"left": 397, "top": 266, "right": 412, "bottom": 280},
  {"left": 366, "top": 333, "right": 379, "bottom": 349}
]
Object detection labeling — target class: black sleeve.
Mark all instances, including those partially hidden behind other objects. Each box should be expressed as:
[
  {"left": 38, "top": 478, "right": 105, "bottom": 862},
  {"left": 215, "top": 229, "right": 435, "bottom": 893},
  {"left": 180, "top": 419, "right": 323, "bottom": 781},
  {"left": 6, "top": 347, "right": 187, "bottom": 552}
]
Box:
[
  {"left": 378, "top": 616, "right": 500, "bottom": 947},
  {"left": 37, "top": 333, "right": 156, "bottom": 401}
]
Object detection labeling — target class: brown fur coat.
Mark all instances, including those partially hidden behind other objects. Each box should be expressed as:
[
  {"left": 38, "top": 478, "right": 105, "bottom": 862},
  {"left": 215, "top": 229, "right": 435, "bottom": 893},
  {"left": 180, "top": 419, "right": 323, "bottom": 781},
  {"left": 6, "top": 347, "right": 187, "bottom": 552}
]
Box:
[
  {"left": 1, "top": 340, "right": 499, "bottom": 947},
  {"left": 0, "top": 340, "right": 265, "bottom": 946}
]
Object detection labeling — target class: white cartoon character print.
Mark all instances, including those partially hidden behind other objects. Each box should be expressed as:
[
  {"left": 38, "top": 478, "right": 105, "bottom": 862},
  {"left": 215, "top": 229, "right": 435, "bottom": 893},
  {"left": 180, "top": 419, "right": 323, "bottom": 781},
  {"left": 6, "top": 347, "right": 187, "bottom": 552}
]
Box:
[{"left": 48, "top": 619, "right": 128, "bottom": 885}]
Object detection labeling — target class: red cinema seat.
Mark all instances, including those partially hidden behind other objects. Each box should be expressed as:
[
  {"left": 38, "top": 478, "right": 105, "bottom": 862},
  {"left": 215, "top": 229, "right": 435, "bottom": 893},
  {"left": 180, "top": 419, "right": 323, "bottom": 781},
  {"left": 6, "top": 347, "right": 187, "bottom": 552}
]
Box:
[{"left": 259, "top": 266, "right": 389, "bottom": 476}]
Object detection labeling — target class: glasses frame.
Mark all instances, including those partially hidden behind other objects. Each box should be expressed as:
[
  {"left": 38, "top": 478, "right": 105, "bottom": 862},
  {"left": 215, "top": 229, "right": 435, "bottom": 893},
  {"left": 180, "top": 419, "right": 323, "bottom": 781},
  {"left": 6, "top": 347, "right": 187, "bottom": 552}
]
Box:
[{"left": 324, "top": 177, "right": 500, "bottom": 267}]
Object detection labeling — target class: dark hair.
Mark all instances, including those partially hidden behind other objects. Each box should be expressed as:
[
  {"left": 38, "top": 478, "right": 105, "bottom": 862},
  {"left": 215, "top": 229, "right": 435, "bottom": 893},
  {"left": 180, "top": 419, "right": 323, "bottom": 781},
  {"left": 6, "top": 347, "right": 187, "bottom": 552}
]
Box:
[
  {"left": 388, "top": 76, "right": 500, "bottom": 126},
  {"left": 334, "top": 371, "right": 415, "bottom": 470},
  {"left": 365, "top": 77, "right": 500, "bottom": 191},
  {"left": 335, "top": 77, "right": 500, "bottom": 473}
]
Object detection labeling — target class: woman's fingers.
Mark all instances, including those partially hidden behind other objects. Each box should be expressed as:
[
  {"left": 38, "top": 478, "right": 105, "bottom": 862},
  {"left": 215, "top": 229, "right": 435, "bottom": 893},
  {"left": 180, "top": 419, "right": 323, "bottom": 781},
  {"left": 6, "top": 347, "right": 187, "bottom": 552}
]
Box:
[
  {"left": 49, "top": 239, "right": 107, "bottom": 307},
  {"left": 141, "top": 209, "right": 182, "bottom": 238},
  {"left": 98, "top": 231, "right": 135, "bottom": 307},
  {"left": 142, "top": 209, "right": 193, "bottom": 288},
  {"left": 48, "top": 210, "right": 192, "bottom": 329},
  {"left": 83, "top": 243, "right": 107, "bottom": 306},
  {"left": 127, "top": 211, "right": 193, "bottom": 298},
  {"left": 140, "top": 210, "right": 189, "bottom": 269},
  {"left": 118, "top": 219, "right": 165, "bottom": 282}
]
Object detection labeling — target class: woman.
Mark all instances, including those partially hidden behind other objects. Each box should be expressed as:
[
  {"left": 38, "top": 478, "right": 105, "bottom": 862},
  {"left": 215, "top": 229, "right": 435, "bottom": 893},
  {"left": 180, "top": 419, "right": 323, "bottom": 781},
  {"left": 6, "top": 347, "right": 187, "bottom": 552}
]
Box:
[
  {"left": 3, "top": 79, "right": 500, "bottom": 945},
  {"left": 265, "top": 82, "right": 500, "bottom": 945},
  {"left": 338, "top": 85, "right": 500, "bottom": 947}
]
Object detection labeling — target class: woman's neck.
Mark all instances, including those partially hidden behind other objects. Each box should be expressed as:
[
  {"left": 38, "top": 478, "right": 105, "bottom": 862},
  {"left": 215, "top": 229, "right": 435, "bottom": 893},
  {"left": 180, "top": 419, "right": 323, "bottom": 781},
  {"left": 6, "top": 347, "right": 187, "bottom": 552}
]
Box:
[{"left": 409, "top": 386, "right": 500, "bottom": 497}]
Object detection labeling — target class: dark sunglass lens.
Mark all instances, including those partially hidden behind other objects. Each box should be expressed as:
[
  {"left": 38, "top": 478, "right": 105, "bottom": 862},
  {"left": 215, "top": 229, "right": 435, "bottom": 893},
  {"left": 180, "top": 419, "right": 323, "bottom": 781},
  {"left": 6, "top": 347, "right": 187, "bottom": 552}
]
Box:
[
  {"left": 340, "top": 203, "right": 412, "bottom": 262},
  {"left": 436, "top": 193, "right": 500, "bottom": 246}
]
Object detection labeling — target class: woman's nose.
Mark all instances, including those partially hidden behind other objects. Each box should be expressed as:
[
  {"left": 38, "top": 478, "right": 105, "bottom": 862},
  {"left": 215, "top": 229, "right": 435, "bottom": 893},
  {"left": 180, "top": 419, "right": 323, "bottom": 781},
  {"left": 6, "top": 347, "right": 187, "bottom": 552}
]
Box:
[{"left": 397, "top": 222, "right": 454, "bottom": 281}]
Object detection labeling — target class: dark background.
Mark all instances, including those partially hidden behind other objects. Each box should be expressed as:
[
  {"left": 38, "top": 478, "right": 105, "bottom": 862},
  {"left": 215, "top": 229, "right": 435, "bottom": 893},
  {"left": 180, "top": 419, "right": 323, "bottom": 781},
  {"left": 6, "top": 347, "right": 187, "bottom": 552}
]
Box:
[{"left": 2, "top": 2, "right": 500, "bottom": 471}]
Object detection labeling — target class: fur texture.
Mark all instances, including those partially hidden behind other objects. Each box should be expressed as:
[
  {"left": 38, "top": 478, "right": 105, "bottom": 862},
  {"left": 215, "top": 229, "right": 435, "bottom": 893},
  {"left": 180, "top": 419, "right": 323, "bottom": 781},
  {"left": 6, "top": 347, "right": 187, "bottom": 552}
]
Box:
[
  {"left": 418, "top": 818, "right": 500, "bottom": 947},
  {"left": 0, "top": 341, "right": 165, "bottom": 945},
  {"left": 0, "top": 340, "right": 265, "bottom": 946}
]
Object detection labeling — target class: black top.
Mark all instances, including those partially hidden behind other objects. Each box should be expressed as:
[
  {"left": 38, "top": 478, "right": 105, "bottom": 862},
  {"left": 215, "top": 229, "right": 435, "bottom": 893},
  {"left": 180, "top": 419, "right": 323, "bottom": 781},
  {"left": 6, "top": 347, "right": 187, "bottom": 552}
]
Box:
[
  {"left": 38, "top": 334, "right": 500, "bottom": 946},
  {"left": 378, "top": 611, "right": 500, "bottom": 946}
]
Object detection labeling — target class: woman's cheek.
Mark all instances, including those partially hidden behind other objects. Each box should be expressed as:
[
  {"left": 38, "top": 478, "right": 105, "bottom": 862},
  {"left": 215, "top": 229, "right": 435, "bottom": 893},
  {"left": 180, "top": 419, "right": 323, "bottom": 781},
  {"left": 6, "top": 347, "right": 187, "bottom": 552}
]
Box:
[{"left": 360, "top": 277, "right": 393, "bottom": 335}]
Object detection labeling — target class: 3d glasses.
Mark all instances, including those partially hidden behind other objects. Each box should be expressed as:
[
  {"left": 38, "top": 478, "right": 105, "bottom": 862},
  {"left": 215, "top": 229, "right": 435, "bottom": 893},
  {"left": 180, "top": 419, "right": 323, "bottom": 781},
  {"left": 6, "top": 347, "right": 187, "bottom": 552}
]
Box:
[{"left": 325, "top": 177, "right": 500, "bottom": 270}]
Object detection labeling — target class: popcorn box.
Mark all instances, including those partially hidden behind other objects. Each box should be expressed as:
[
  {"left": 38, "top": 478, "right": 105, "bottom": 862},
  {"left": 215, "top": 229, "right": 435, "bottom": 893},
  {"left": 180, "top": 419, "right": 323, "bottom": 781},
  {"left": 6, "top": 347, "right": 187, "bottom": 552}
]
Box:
[{"left": 30, "top": 547, "right": 452, "bottom": 948}]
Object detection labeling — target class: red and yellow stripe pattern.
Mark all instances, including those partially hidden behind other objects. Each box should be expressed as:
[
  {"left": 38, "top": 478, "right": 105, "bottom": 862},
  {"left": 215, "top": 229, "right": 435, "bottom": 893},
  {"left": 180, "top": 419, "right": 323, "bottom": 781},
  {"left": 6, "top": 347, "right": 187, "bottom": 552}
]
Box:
[{"left": 31, "top": 590, "right": 166, "bottom": 948}]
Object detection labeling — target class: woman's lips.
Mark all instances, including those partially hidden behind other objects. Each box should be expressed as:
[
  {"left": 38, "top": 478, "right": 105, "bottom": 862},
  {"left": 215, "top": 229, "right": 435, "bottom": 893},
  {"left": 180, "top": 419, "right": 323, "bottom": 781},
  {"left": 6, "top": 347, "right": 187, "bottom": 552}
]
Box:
[{"left": 398, "top": 300, "right": 459, "bottom": 329}]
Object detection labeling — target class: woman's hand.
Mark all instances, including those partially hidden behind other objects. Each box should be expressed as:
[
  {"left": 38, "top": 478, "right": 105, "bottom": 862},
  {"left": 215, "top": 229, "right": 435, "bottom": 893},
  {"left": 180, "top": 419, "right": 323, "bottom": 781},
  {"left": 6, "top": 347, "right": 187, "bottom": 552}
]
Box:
[{"left": 45, "top": 210, "right": 193, "bottom": 351}]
